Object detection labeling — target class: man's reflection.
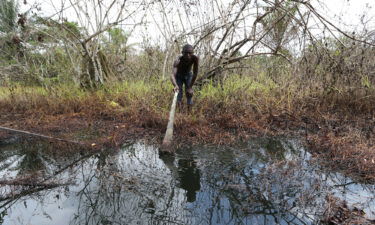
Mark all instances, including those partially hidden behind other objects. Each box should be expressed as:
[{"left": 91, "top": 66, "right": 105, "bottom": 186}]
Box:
[
  {"left": 177, "top": 158, "right": 201, "bottom": 202},
  {"left": 159, "top": 153, "right": 201, "bottom": 203}
]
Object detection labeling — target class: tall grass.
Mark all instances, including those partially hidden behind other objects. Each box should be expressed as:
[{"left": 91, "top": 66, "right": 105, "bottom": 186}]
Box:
[
  {"left": 1, "top": 67, "right": 374, "bottom": 119},
  {"left": 0, "top": 78, "right": 174, "bottom": 116}
]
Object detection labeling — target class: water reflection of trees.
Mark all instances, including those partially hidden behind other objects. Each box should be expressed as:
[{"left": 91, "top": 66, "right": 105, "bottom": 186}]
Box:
[
  {"left": 0, "top": 139, "right": 324, "bottom": 224},
  {"left": 71, "top": 143, "right": 191, "bottom": 225},
  {"left": 0, "top": 140, "right": 89, "bottom": 220},
  {"left": 0, "top": 140, "right": 83, "bottom": 178},
  {"left": 202, "top": 160, "right": 326, "bottom": 224},
  {"left": 185, "top": 147, "right": 316, "bottom": 224},
  {"left": 192, "top": 139, "right": 375, "bottom": 224},
  {"left": 0, "top": 139, "right": 374, "bottom": 225}
]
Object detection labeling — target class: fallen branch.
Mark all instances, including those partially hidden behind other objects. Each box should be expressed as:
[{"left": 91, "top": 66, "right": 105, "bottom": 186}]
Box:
[
  {"left": 0, "top": 180, "right": 73, "bottom": 188},
  {"left": 0, "top": 125, "right": 83, "bottom": 145}
]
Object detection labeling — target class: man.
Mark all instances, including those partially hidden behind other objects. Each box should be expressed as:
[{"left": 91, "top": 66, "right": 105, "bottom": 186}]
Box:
[{"left": 171, "top": 44, "right": 199, "bottom": 109}]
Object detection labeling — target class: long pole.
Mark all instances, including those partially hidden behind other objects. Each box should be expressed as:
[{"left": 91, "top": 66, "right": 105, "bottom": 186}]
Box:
[
  {"left": 162, "top": 91, "right": 178, "bottom": 147},
  {"left": 0, "top": 126, "right": 82, "bottom": 145}
]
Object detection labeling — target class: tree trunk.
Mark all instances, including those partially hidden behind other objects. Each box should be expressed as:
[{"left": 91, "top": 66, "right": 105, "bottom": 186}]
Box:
[{"left": 80, "top": 50, "right": 114, "bottom": 89}]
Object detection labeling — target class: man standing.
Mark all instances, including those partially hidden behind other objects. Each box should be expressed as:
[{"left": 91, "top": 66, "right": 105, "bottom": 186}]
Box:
[{"left": 171, "top": 44, "right": 199, "bottom": 110}]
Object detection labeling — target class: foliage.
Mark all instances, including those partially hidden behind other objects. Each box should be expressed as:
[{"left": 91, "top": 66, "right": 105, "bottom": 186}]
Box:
[
  {"left": 259, "top": 0, "right": 300, "bottom": 52},
  {"left": 61, "top": 21, "right": 82, "bottom": 39},
  {"left": 106, "top": 28, "right": 128, "bottom": 49},
  {"left": 0, "top": 0, "right": 18, "bottom": 33},
  {"left": 300, "top": 37, "right": 375, "bottom": 94}
]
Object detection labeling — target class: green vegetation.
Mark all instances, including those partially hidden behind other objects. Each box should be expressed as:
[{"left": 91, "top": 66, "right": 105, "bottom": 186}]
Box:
[{"left": 0, "top": 0, "right": 18, "bottom": 33}]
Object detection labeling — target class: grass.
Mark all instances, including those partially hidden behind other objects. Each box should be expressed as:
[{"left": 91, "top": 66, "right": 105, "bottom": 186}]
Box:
[
  {"left": 0, "top": 74, "right": 282, "bottom": 117},
  {"left": 0, "top": 72, "right": 373, "bottom": 120}
]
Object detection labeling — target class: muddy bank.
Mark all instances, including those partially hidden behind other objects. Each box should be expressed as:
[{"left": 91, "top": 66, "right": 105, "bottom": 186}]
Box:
[{"left": 0, "top": 107, "right": 374, "bottom": 184}]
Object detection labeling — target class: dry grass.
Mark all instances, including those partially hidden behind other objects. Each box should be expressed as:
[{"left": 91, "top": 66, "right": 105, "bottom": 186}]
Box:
[
  {"left": 322, "top": 195, "right": 371, "bottom": 225},
  {"left": 307, "top": 128, "right": 375, "bottom": 183}
]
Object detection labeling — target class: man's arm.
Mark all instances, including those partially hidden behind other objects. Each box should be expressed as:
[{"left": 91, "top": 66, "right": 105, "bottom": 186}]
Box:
[
  {"left": 190, "top": 56, "right": 199, "bottom": 87},
  {"left": 171, "top": 59, "right": 179, "bottom": 92}
]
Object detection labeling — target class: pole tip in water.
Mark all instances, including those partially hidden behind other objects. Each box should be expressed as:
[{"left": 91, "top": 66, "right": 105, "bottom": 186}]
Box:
[{"left": 160, "top": 140, "right": 175, "bottom": 155}]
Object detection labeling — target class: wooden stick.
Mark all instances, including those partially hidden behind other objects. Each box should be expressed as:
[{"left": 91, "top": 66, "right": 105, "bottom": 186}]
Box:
[
  {"left": 0, "top": 126, "right": 82, "bottom": 145},
  {"left": 0, "top": 180, "right": 72, "bottom": 188},
  {"left": 162, "top": 91, "right": 179, "bottom": 147}
]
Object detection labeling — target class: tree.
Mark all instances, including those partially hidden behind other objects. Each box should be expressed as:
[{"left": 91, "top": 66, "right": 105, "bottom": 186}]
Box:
[
  {"left": 149, "top": 0, "right": 375, "bottom": 84},
  {"left": 45, "top": 0, "right": 147, "bottom": 89},
  {"left": 258, "top": 0, "right": 299, "bottom": 55}
]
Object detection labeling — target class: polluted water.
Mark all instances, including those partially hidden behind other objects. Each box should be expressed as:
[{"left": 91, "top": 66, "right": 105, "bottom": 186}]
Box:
[{"left": 0, "top": 137, "right": 374, "bottom": 225}]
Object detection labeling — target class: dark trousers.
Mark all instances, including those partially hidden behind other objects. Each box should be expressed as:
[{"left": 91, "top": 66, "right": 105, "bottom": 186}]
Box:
[{"left": 176, "top": 72, "right": 193, "bottom": 105}]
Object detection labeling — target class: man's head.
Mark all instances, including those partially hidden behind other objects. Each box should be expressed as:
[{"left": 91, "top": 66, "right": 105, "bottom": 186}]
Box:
[{"left": 182, "top": 44, "right": 194, "bottom": 59}]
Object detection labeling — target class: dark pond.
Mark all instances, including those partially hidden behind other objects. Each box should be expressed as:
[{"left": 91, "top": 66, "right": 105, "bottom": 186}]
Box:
[{"left": 0, "top": 137, "right": 374, "bottom": 225}]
